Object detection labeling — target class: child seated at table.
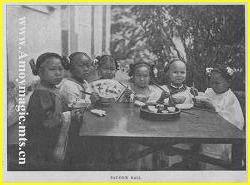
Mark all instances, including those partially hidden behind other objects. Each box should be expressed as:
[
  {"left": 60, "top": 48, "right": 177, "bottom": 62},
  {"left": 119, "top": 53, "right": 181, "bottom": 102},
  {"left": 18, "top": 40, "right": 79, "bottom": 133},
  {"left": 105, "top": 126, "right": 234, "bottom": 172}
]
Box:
[
  {"left": 159, "top": 58, "right": 197, "bottom": 108},
  {"left": 58, "top": 52, "right": 101, "bottom": 169},
  {"left": 90, "top": 55, "right": 121, "bottom": 106},
  {"left": 196, "top": 66, "right": 244, "bottom": 169},
  {"left": 117, "top": 61, "right": 163, "bottom": 170},
  {"left": 121, "top": 61, "right": 163, "bottom": 103},
  {"left": 94, "top": 55, "right": 119, "bottom": 80},
  {"left": 59, "top": 52, "right": 100, "bottom": 109},
  {"left": 26, "top": 52, "right": 68, "bottom": 170},
  {"left": 158, "top": 58, "right": 198, "bottom": 169}
]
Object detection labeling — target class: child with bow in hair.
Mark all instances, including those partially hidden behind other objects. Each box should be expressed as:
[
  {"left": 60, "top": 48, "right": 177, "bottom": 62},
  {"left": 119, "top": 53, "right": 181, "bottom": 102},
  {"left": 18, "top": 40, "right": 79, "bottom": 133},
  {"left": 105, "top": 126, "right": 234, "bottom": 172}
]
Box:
[
  {"left": 26, "top": 52, "right": 69, "bottom": 170},
  {"left": 120, "top": 61, "right": 163, "bottom": 104},
  {"left": 117, "top": 61, "right": 163, "bottom": 170},
  {"left": 58, "top": 52, "right": 101, "bottom": 169},
  {"left": 196, "top": 66, "right": 244, "bottom": 169},
  {"left": 94, "top": 55, "right": 119, "bottom": 80},
  {"left": 59, "top": 52, "right": 100, "bottom": 109}
]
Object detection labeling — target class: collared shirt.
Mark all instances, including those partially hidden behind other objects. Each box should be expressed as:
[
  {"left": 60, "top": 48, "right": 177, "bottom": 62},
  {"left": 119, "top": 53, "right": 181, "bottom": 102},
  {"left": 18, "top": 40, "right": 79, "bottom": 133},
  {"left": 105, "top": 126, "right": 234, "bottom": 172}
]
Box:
[{"left": 161, "top": 83, "right": 194, "bottom": 105}]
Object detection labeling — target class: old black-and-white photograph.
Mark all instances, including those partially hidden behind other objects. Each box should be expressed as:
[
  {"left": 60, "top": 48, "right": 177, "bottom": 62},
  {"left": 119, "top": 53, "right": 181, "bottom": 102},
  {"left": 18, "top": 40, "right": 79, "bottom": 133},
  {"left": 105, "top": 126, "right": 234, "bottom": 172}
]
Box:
[{"left": 5, "top": 4, "right": 246, "bottom": 182}]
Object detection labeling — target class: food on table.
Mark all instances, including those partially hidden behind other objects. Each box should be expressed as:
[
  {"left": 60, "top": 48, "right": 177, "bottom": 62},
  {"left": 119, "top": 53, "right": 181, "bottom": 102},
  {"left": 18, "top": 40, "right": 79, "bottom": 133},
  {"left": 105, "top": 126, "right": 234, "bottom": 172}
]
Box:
[
  {"left": 162, "top": 110, "right": 168, "bottom": 114},
  {"left": 147, "top": 105, "right": 158, "bottom": 113},
  {"left": 140, "top": 103, "right": 181, "bottom": 121},
  {"left": 167, "top": 106, "right": 176, "bottom": 112},
  {"left": 164, "top": 98, "right": 169, "bottom": 104},
  {"left": 90, "top": 109, "right": 106, "bottom": 117},
  {"left": 146, "top": 104, "right": 178, "bottom": 114}
]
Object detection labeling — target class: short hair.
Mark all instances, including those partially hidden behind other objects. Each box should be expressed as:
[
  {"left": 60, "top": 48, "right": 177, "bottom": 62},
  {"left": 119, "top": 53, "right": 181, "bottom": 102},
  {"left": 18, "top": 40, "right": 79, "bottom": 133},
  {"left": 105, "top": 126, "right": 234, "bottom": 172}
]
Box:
[{"left": 164, "top": 58, "right": 186, "bottom": 72}]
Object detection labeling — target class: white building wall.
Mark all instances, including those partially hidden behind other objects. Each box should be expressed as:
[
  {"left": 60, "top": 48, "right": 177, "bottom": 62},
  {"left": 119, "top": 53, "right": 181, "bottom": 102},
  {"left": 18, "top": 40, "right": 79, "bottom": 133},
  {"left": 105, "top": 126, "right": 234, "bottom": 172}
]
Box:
[
  {"left": 7, "top": 5, "right": 62, "bottom": 84},
  {"left": 75, "top": 6, "right": 92, "bottom": 55},
  {"left": 71, "top": 5, "right": 111, "bottom": 57},
  {"left": 7, "top": 5, "right": 111, "bottom": 84},
  {"left": 93, "top": 6, "right": 103, "bottom": 57},
  {"left": 105, "top": 5, "right": 111, "bottom": 54}
]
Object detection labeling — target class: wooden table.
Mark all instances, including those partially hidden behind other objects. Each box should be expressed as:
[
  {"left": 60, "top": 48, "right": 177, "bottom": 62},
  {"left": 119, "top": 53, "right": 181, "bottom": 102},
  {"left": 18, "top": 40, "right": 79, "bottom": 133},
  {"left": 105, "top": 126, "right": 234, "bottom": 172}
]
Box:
[{"left": 79, "top": 103, "right": 245, "bottom": 170}]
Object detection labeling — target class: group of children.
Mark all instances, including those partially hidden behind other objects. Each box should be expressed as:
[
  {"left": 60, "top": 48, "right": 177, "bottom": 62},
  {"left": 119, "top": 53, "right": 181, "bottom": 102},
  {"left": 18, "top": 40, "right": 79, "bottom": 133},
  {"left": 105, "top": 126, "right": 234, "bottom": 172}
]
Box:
[{"left": 25, "top": 51, "right": 245, "bottom": 170}]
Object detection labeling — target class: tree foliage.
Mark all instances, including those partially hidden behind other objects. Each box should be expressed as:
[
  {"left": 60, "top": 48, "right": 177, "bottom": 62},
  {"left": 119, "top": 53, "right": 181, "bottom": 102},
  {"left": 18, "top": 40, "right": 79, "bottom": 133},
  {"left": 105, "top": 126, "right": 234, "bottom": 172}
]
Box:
[{"left": 111, "top": 5, "right": 245, "bottom": 90}]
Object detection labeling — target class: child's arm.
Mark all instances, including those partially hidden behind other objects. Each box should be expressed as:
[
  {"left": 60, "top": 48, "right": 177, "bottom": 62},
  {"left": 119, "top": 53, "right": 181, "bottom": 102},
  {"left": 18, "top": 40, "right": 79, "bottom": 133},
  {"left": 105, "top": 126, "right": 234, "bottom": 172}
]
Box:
[
  {"left": 194, "top": 89, "right": 216, "bottom": 111},
  {"left": 60, "top": 82, "right": 91, "bottom": 109},
  {"left": 217, "top": 91, "right": 244, "bottom": 130}
]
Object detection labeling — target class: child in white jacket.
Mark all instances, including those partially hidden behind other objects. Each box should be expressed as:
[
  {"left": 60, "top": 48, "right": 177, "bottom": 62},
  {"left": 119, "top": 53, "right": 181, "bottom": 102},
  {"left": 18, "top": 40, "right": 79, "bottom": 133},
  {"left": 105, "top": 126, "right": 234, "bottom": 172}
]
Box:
[{"left": 197, "top": 66, "right": 244, "bottom": 169}]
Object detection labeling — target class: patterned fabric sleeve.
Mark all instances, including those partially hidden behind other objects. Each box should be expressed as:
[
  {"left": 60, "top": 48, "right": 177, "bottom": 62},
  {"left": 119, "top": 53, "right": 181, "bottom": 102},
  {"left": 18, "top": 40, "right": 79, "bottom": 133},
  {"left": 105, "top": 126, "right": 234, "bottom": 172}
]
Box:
[{"left": 59, "top": 80, "right": 82, "bottom": 107}]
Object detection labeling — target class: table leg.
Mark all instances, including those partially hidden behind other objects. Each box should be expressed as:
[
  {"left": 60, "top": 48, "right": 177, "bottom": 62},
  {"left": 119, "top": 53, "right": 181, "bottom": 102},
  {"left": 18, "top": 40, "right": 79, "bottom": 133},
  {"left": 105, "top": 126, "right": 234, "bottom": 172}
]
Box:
[
  {"left": 186, "top": 144, "right": 201, "bottom": 170},
  {"left": 231, "top": 141, "right": 245, "bottom": 170}
]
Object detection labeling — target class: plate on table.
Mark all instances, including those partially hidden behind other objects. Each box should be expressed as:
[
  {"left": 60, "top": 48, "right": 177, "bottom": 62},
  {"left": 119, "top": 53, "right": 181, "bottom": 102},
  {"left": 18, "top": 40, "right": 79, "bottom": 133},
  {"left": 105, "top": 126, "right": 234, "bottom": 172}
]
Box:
[
  {"left": 91, "top": 79, "right": 126, "bottom": 101},
  {"left": 140, "top": 104, "right": 181, "bottom": 121}
]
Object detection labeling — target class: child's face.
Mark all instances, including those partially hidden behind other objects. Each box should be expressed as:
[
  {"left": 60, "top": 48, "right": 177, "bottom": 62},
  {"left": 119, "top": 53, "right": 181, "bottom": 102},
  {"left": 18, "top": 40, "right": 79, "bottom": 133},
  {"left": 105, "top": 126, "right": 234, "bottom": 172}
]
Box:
[
  {"left": 168, "top": 61, "right": 186, "bottom": 85},
  {"left": 134, "top": 66, "right": 150, "bottom": 88},
  {"left": 71, "top": 54, "right": 91, "bottom": 82},
  {"left": 39, "top": 57, "right": 64, "bottom": 86},
  {"left": 210, "top": 71, "right": 230, "bottom": 94},
  {"left": 98, "top": 60, "right": 116, "bottom": 79}
]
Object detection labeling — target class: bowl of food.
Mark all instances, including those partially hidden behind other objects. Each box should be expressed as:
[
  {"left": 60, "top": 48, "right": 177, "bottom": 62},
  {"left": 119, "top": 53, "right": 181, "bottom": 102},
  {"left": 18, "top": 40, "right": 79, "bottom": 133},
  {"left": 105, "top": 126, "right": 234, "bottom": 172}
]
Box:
[{"left": 140, "top": 104, "right": 181, "bottom": 121}]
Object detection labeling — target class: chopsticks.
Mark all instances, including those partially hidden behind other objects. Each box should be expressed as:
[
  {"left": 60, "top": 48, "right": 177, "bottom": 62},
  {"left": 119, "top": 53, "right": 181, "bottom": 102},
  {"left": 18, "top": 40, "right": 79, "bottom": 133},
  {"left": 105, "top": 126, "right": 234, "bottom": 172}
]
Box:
[
  {"left": 118, "top": 81, "right": 135, "bottom": 95},
  {"left": 118, "top": 81, "right": 127, "bottom": 88},
  {"left": 80, "top": 90, "right": 93, "bottom": 96}
]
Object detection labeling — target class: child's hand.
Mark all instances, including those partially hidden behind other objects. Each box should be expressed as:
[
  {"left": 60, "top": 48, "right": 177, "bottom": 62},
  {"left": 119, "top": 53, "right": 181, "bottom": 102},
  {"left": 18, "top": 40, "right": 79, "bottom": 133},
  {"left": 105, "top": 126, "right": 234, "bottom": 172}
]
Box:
[
  {"left": 90, "top": 92, "right": 101, "bottom": 104},
  {"left": 190, "top": 87, "right": 198, "bottom": 97},
  {"left": 194, "top": 99, "right": 215, "bottom": 111},
  {"left": 161, "top": 91, "right": 170, "bottom": 99},
  {"left": 72, "top": 108, "right": 86, "bottom": 122},
  {"left": 201, "top": 101, "right": 215, "bottom": 110},
  {"left": 156, "top": 91, "right": 170, "bottom": 104},
  {"left": 172, "top": 96, "right": 186, "bottom": 104}
]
